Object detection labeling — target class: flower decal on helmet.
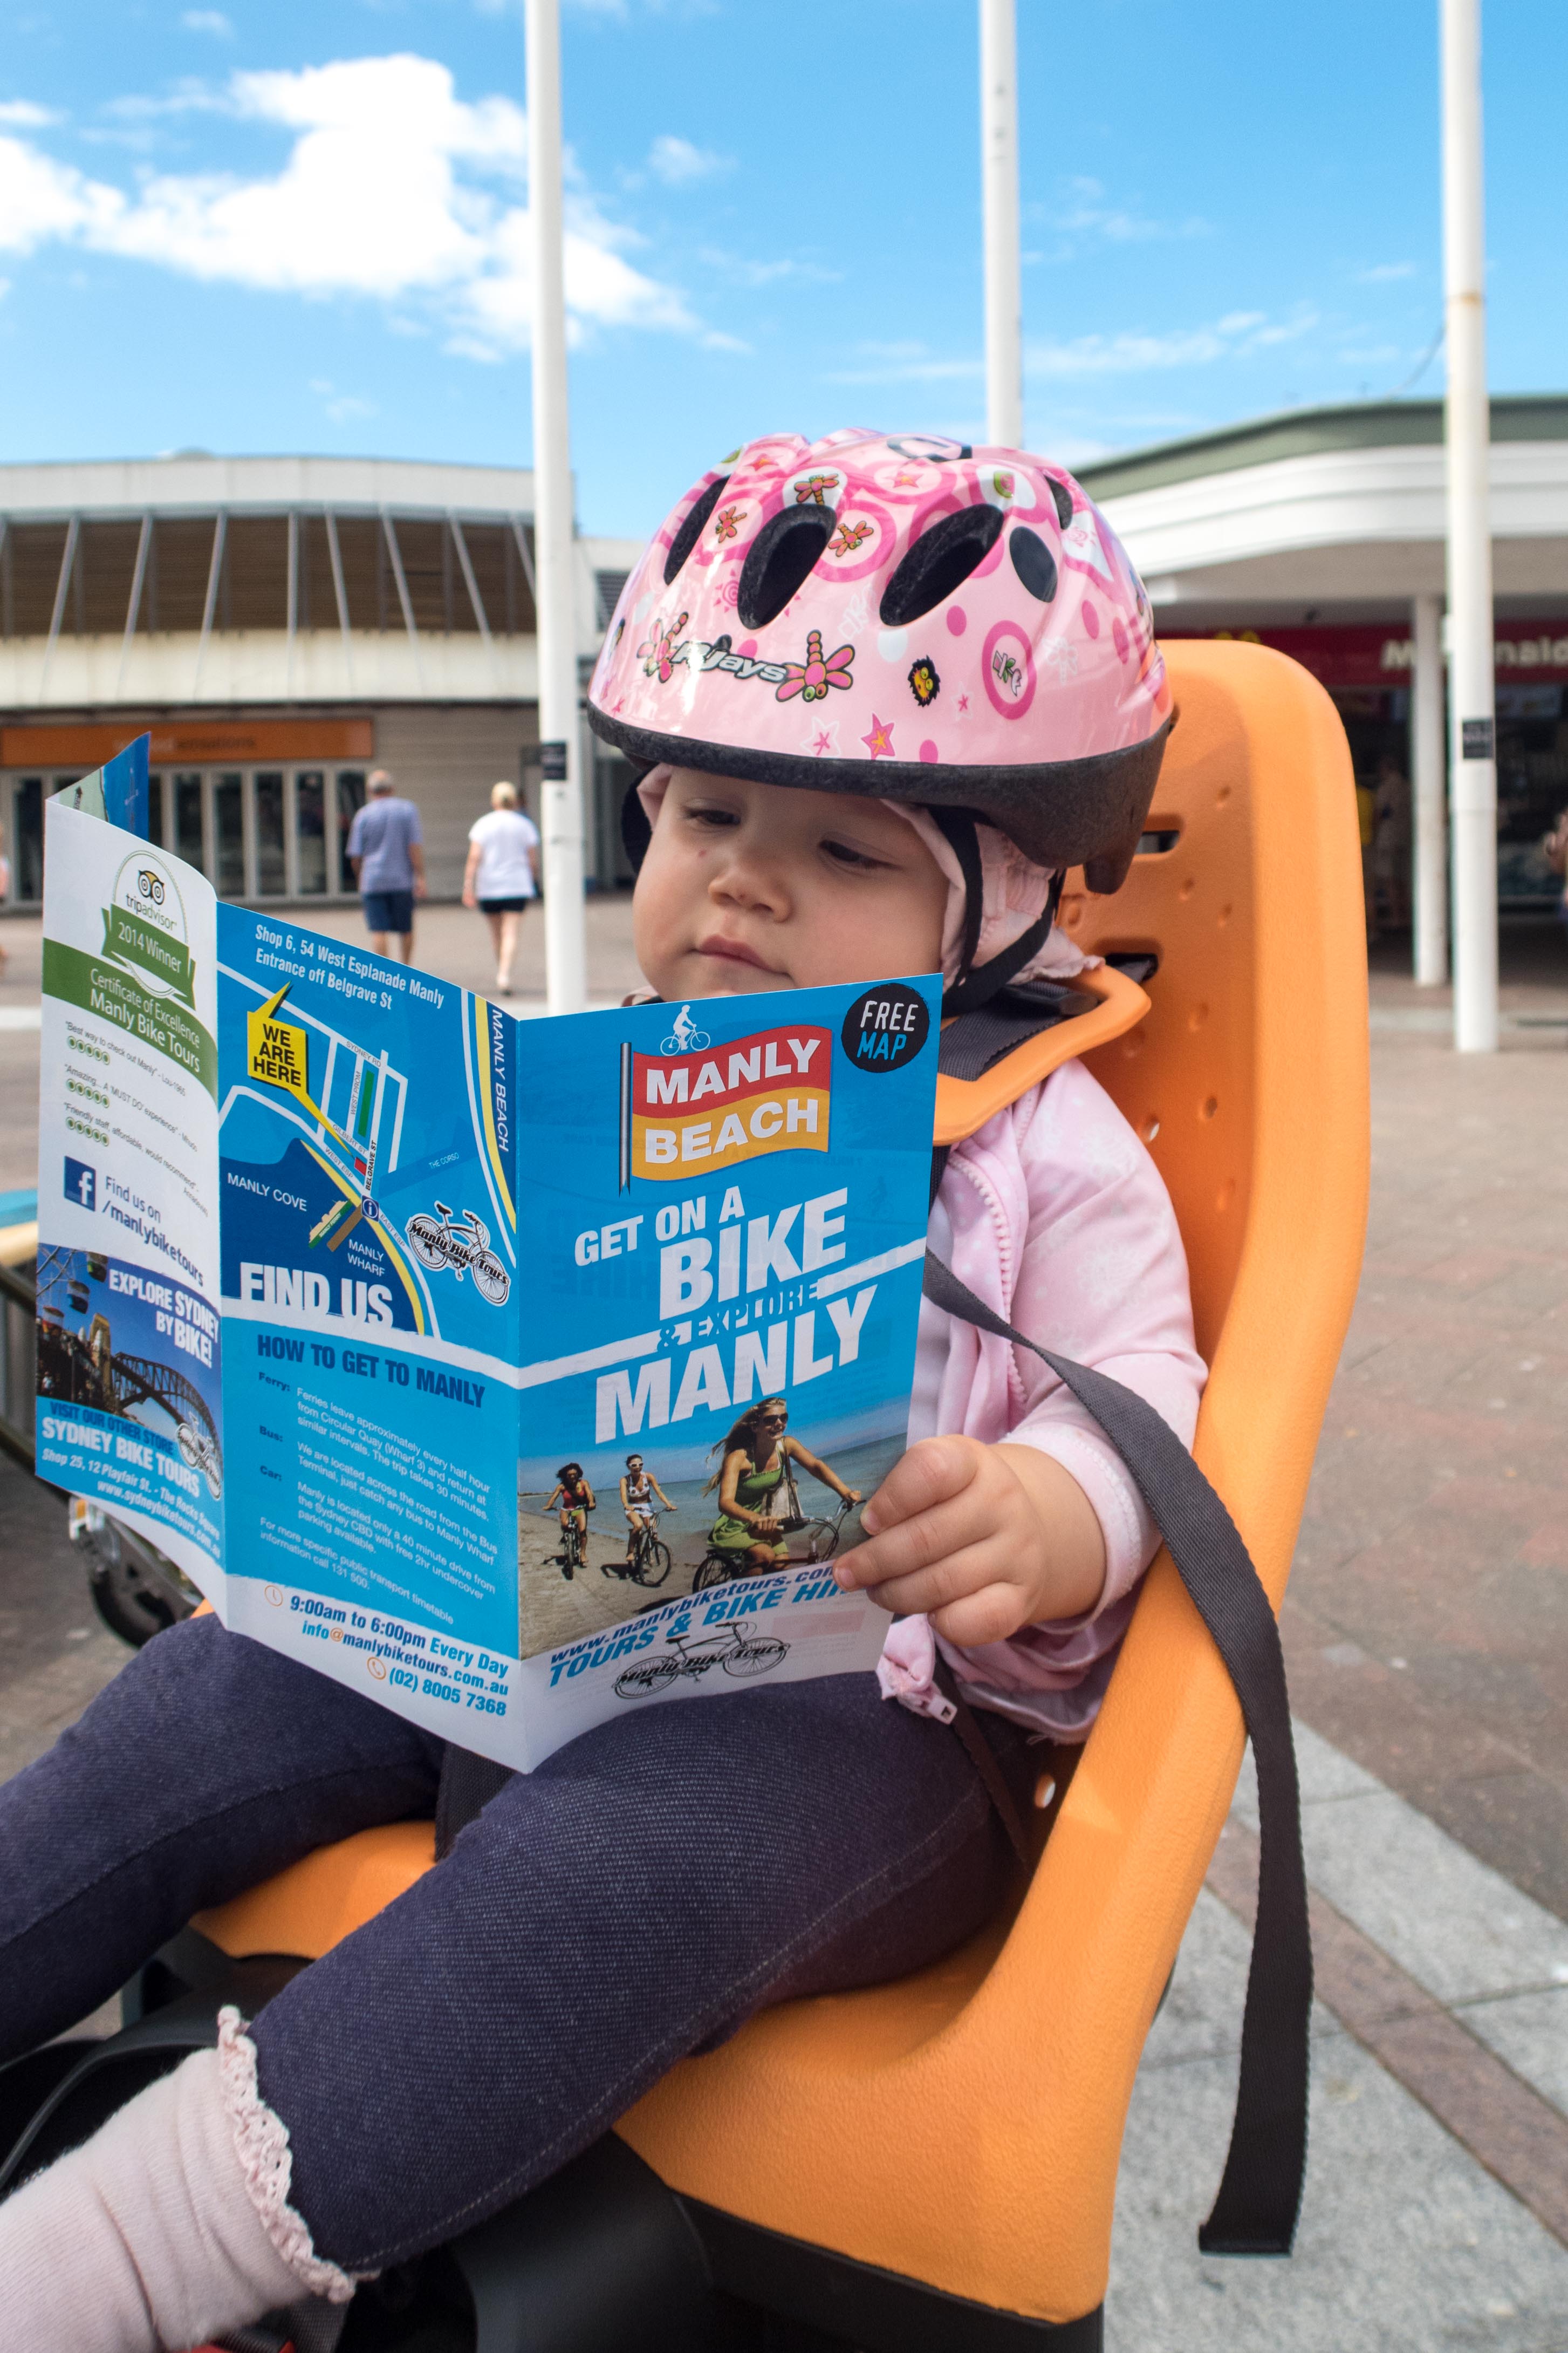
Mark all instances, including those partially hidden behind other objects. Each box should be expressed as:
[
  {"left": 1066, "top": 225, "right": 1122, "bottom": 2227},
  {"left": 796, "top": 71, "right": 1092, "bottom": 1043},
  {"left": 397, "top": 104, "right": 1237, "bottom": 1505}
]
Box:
[
  {"left": 638, "top": 612, "right": 689, "bottom": 684},
  {"left": 777, "top": 631, "right": 854, "bottom": 705}
]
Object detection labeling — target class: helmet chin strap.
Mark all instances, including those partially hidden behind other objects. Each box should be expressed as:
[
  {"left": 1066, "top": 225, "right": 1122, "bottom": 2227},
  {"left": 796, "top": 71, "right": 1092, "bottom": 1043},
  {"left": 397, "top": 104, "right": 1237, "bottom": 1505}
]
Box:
[{"left": 929, "top": 808, "right": 1064, "bottom": 1020}]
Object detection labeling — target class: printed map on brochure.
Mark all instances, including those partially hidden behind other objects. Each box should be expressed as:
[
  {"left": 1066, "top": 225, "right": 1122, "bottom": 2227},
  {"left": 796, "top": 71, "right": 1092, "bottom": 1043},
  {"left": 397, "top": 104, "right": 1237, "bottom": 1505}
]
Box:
[{"left": 36, "top": 800, "right": 941, "bottom": 1767}]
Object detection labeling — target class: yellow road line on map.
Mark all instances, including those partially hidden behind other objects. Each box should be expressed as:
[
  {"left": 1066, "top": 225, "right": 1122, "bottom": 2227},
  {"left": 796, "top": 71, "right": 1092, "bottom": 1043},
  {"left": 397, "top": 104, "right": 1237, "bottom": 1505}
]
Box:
[
  {"left": 474, "top": 997, "right": 516, "bottom": 1231},
  {"left": 300, "top": 1141, "right": 427, "bottom": 1335}
]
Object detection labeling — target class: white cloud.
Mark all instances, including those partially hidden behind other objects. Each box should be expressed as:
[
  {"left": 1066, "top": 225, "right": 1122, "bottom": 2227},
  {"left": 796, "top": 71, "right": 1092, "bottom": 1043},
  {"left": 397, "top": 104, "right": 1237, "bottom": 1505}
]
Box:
[
  {"left": 0, "top": 56, "right": 701, "bottom": 353},
  {"left": 646, "top": 133, "right": 728, "bottom": 186},
  {"left": 181, "top": 9, "right": 235, "bottom": 33},
  {"left": 1040, "top": 176, "right": 1210, "bottom": 250},
  {"left": 0, "top": 98, "right": 60, "bottom": 126},
  {"left": 699, "top": 246, "right": 840, "bottom": 288},
  {"left": 825, "top": 340, "right": 983, "bottom": 386},
  {"left": 1357, "top": 261, "right": 1417, "bottom": 283},
  {"left": 1027, "top": 309, "right": 1319, "bottom": 378}
]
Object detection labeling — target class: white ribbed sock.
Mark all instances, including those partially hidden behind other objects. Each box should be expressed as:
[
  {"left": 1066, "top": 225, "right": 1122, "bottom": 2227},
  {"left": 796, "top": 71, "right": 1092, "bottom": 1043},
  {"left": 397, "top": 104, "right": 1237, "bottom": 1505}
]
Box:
[{"left": 0, "top": 2022, "right": 359, "bottom": 2353}]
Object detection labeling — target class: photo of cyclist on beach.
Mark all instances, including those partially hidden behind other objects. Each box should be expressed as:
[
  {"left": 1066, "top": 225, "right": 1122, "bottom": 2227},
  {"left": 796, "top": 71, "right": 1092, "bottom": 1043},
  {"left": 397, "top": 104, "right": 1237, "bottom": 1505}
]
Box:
[
  {"left": 546, "top": 1462, "right": 595, "bottom": 1579},
  {"left": 703, "top": 1397, "right": 861, "bottom": 1577},
  {"left": 619, "top": 1453, "right": 673, "bottom": 1575}
]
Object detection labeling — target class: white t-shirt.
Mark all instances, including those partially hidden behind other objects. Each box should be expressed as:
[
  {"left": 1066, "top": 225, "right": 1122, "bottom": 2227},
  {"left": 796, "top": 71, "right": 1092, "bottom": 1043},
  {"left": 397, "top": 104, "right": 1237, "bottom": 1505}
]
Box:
[{"left": 468, "top": 808, "right": 539, "bottom": 900}]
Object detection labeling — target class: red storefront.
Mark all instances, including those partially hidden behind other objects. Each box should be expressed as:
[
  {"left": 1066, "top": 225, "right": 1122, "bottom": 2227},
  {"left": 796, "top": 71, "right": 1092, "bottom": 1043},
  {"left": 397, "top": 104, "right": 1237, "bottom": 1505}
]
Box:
[{"left": 1163, "top": 622, "right": 1568, "bottom": 907}]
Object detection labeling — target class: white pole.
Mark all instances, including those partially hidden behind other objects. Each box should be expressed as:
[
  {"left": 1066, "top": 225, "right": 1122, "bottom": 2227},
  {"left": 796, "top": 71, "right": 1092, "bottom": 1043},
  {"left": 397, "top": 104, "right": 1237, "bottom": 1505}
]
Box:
[
  {"left": 526, "top": 0, "right": 587, "bottom": 1015},
  {"left": 980, "top": 0, "right": 1022, "bottom": 449},
  {"left": 1412, "top": 591, "right": 1448, "bottom": 985},
  {"left": 1440, "top": 0, "right": 1497, "bottom": 1052}
]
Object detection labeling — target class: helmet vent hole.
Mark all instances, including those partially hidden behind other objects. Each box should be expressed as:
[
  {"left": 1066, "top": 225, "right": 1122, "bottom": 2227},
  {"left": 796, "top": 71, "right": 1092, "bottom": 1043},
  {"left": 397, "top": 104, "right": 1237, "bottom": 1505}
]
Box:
[
  {"left": 1009, "top": 527, "right": 1058, "bottom": 603},
  {"left": 736, "top": 506, "right": 835, "bottom": 630},
  {"left": 663, "top": 475, "right": 730, "bottom": 586},
  {"left": 878, "top": 504, "right": 1004, "bottom": 628},
  {"left": 1046, "top": 477, "right": 1074, "bottom": 530}
]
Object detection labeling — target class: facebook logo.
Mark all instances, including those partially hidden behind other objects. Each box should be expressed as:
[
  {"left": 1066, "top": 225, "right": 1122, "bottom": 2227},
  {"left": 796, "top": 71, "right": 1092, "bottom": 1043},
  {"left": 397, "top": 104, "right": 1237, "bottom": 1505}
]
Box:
[{"left": 64, "top": 1157, "right": 97, "bottom": 1212}]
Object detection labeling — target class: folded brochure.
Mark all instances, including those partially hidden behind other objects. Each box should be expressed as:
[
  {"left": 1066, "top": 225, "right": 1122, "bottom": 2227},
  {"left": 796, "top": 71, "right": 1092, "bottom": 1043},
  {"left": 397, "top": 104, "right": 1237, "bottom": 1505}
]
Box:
[{"left": 36, "top": 798, "right": 940, "bottom": 1767}]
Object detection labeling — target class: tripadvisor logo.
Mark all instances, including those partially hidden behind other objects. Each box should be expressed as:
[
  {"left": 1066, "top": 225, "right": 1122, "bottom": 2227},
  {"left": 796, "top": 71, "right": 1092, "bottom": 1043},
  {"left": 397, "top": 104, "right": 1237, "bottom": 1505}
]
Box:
[{"left": 102, "top": 852, "right": 196, "bottom": 1004}]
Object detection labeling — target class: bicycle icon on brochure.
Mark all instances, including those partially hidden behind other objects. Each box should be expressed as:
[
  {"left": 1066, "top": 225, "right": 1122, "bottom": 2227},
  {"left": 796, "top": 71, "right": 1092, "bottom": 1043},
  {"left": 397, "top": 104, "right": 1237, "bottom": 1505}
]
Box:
[
  {"left": 404, "top": 1202, "right": 511, "bottom": 1305},
  {"left": 659, "top": 1004, "right": 710, "bottom": 1055},
  {"left": 614, "top": 1615, "right": 789, "bottom": 1701}
]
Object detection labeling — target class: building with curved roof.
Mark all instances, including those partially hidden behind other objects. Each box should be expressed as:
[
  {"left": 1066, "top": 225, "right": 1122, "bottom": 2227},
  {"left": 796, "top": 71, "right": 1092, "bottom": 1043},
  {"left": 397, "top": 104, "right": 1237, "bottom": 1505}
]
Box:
[
  {"left": 0, "top": 453, "right": 638, "bottom": 907},
  {"left": 1080, "top": 397, "right": 1568, "bottom": 910}
]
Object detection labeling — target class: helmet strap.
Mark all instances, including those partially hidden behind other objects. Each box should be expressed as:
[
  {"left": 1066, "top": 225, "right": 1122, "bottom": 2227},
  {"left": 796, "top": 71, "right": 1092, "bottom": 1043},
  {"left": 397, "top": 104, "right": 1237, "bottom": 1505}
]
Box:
[
  {"left": 940, "top": 870, "right": 1065, "bottom": 1021},
  {"left": 928, "top": 808, "right": 984, "bottom": 981}
]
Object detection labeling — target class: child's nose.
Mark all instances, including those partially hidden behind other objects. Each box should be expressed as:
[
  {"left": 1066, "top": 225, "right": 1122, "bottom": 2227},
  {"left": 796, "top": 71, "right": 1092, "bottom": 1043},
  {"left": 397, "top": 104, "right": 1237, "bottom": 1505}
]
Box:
[{"left": 710, "top": 846, "right": 789, "bottom": 916}]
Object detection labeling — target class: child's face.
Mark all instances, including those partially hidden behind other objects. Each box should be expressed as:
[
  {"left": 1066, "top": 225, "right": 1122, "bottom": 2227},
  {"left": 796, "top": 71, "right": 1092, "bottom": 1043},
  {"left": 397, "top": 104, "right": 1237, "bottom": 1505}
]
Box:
[{"left": 634, "top": 769, "right": 948, "bottom": 1000}]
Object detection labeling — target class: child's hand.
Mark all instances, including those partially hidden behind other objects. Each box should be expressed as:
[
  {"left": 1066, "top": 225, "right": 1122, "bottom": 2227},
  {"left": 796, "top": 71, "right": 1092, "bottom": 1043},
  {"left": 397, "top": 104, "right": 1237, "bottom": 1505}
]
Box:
[{"left": 831, "top": 1436, "right": 1106, "bottom": 1648}]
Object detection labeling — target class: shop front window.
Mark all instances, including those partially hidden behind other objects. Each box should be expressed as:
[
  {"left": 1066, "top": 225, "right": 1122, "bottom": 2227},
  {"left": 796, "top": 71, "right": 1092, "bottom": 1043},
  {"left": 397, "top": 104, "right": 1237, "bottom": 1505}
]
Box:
[
  {"left": 1496, "top": 684, "right": 1568, "bottom": 906},
  {"left": 214, "top": 772, "right": 244, "bottom": 897},
  {"left": 336, "top": 770, "right": 366, "bottom": 892},
  {"left": 296, "top": 770, "right": 326, "bottom": 894},
  {"left": 148, "top": 772, "right": 165, "bottom": 849},
  {"left": 174, "top": 773, "right": 204, "bottom": 872},
  {"left": 255, "top": 770, "right": 286, "bottom": 897},
  {"left": 13, "top": 780, "right": 43, "bottom": 902}
]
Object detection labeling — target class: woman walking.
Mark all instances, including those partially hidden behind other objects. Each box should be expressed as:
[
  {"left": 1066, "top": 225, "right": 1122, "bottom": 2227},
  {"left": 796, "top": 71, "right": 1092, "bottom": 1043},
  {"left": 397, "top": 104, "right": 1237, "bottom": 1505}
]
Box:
[{"left": 462, "top": 781, "right": 539, "bottom": 995}]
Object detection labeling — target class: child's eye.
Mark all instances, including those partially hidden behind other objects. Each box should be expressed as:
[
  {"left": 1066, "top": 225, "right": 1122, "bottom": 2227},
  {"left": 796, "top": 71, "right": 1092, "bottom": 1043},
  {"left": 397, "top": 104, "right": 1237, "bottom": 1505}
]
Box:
[
  {"left": 683, "top": 803, "right": 741, "bottom": 831},
  {"left": 823, "top": 838, "right": 891, "bottom": 871}
]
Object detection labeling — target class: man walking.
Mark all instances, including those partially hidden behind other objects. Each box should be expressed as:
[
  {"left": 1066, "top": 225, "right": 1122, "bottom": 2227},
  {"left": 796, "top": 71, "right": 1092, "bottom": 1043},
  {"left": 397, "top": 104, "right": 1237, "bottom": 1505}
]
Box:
[{"left": 346, "top": 769, "right": 425, "bottom": 963}]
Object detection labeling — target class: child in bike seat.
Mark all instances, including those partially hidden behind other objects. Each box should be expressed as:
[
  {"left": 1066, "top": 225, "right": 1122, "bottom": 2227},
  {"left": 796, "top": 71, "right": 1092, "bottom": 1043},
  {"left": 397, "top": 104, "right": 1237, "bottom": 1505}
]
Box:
[{"left": 0, "top": 434, "right": 1203, "bottom": 2352}]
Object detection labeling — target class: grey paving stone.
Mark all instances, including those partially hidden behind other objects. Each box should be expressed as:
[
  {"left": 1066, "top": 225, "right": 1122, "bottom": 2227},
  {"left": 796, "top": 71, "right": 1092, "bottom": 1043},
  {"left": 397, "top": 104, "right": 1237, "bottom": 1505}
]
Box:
[
  {"left": 1111, "top": 1895, "right": 1568, "bottom": 2353},
  {"left": 1455, "top": 1985, "right": 1568, "bottom": 2120}
]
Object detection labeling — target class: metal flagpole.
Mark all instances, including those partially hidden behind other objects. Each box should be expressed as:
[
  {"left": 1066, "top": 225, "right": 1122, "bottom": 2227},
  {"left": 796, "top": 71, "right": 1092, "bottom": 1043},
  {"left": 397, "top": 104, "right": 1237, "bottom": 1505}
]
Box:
[
  {"left": 980, "top": 0, "right": 1022, "bottom": 449},
  {"left": 526, "top": 0, "right": 587, "bottom": 1016},
  {"left": 1440, "top": 0, "right": 1497, "bottom": 1052}
]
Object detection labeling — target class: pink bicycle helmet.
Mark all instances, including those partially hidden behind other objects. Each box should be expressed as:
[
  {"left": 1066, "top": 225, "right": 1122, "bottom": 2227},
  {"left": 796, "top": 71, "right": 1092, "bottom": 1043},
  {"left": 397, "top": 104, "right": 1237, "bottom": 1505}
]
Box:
[{"left": 587, "top": 429, "right": 1172, "bottom": 902}]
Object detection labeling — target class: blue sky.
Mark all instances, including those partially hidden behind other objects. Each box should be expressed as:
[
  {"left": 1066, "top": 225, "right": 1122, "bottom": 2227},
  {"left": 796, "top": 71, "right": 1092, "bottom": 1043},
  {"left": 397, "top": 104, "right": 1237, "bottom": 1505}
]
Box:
[{"left": 2, "top": 0, "right": 1565, "bottom": 537}]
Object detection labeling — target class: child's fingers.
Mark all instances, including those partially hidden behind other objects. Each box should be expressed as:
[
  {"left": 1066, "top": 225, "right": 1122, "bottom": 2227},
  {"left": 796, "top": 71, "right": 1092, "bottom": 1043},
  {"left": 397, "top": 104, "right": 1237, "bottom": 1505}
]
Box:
[
  {"left": 928, "top": 1581, "right": 1035, "bottom": 1649},
  {"left": 857, "top": 1437, "right": 981, "bottom": 1537},
  {"left": 840, "top": 1535, "right": 1007, "bottom": 1622},
  {"left": 834, "top": 1483, "right": 999, "bottom": 1594}
]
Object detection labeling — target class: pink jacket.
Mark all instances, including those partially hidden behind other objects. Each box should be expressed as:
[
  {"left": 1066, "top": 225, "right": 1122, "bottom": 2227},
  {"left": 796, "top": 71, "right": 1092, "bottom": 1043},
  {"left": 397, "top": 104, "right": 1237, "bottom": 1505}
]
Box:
[{"left": 877, "top": 1056, "right": 1206, "bottom": 1740}]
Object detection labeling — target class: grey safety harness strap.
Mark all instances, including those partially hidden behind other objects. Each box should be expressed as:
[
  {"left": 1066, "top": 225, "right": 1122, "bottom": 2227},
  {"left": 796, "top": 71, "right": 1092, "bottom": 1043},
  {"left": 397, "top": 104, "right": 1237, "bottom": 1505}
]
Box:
[{"left": 923, "top": 988, "right": 1311, "bottom": 2258}]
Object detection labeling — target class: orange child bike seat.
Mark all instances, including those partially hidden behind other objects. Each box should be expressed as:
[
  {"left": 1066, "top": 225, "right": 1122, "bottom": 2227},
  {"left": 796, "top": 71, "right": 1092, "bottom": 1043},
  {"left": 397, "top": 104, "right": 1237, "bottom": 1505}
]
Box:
[{"left": 194, "top": 639, "right": 1369, "bottom": 2334}]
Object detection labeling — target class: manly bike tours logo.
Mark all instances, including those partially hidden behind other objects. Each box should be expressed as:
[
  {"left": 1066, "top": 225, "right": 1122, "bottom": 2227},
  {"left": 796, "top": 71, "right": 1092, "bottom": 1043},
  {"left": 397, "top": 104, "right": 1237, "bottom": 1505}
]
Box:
[
  {"left": 404, "top": 1202, "right": 511, "bottom": 1305},
  {"left": 103, "top": 852, "right": 196, "bottom": 1004},
  {"left": 625, "top": 1013, "right": 831, "bottom": 1181}
]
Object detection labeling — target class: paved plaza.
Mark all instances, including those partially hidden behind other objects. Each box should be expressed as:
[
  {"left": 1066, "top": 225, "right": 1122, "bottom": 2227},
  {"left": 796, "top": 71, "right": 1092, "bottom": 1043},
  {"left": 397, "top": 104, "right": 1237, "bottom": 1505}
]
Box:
[{"left": 2, "top": 900, "right": 1567, "bottom": 2344}]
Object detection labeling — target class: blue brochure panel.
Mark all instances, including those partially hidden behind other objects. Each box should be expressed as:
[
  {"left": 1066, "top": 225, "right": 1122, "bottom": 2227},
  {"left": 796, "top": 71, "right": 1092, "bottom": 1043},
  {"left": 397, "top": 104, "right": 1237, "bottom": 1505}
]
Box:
[
  {"left": 508, "top": 977, "right": 940, "bottom": 1765},
  {"left": 216, "top": 909, "right": 524, "bottom": 1738}
]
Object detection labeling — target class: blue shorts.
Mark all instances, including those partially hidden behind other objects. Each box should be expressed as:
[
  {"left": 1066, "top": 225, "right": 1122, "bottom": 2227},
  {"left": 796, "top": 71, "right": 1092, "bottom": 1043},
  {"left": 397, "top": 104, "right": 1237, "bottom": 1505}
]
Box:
[{"left": 363, "top": 889, "right": 414, "bottom": 937}]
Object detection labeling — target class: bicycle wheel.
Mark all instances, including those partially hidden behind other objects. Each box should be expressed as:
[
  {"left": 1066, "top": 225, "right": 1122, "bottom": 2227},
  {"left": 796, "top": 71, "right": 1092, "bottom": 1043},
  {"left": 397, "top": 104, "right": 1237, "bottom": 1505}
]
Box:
[
  {"left": 615, "top": 1656, "right": 681, "bottom": 1700},
  {"left": 471, "top": 1250, "right": 511, "bottom": 1307},
  {"left": 723, "top": 1638, "right": 788, "bottom": 1680},
  {"left": 631, "top": 1539, "right": 672, "bottom": 1590},
  {"left": 405, "top": 1214, "right": 449, "bottom": 1272},
  {"left": 692, "top": 1553, "right": 740, "bottom": 1593}
]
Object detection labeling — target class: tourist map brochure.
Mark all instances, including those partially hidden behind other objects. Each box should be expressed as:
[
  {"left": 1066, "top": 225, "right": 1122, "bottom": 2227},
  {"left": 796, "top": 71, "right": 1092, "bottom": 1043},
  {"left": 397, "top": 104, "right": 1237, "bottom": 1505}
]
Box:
[{"left": 35, "top": 794, "right": 941, "bottom": 1767}]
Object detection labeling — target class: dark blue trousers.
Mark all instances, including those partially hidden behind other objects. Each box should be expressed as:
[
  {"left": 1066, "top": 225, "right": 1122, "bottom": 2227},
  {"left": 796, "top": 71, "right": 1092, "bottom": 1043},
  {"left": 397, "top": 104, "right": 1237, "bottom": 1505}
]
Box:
[{"left": 0, "top": 1615, "right": 1024, "bottom": 2272}]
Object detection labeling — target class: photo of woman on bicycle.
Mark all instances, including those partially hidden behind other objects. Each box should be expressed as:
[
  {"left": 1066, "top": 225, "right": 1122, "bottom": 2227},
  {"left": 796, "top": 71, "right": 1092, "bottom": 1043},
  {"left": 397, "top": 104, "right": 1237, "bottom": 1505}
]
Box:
[
  {"left": 619, "top": 1454, "right": 673, "bottom": 1579},
  {"left": 703, "top": 1398, "right": 861, "bottom": 1577},
  {"left": 546, "top": 1463, "right": 595, "bottom": 1579}
]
